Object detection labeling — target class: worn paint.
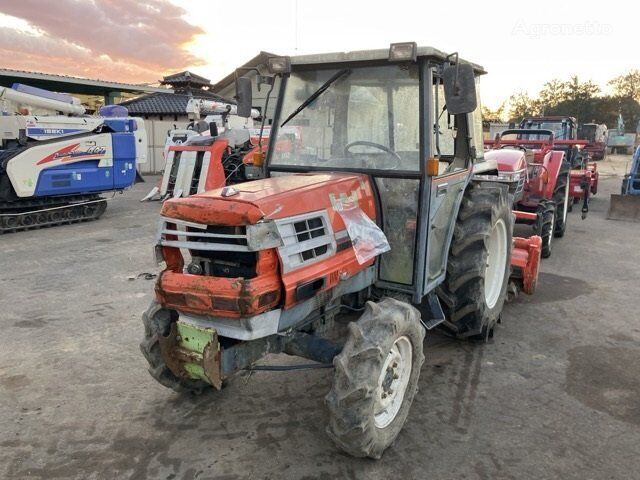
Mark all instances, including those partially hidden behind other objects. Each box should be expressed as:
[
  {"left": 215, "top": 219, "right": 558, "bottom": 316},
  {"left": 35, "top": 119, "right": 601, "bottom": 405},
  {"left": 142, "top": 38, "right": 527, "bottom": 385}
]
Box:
[
  {"left": 157, "top": 321, "right": 222, "bottom": 389},
  {"left": 156, "top": 249, "right": 281, "bottom": 318}
]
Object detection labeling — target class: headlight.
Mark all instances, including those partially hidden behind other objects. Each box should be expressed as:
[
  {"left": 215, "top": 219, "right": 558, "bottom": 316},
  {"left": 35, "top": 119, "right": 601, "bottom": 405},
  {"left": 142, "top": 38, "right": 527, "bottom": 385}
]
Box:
[
  {"left": 388, "top": 42, "right": 418, "bottom": 62},
  {"left": 497, "top": 170, "right": 524, "bottom": 182},
  {"left": 267, "top": 56, "right": 291, "bottom": 74},
  {"left": 247, "top": 221, "right": 283, "bottom": 250}
]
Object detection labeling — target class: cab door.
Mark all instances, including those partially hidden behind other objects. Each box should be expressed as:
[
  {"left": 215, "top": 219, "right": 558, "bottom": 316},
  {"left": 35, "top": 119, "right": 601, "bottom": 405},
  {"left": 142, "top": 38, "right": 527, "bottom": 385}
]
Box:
[
  {"left": 422, "top": 82, "right": 471, "bottom": 292},
  {"left": 424, "top": 168, "right": 467, "bottom": 290},
  {"left": 422, "top": 75, "right": 484, "bottom": 294}
]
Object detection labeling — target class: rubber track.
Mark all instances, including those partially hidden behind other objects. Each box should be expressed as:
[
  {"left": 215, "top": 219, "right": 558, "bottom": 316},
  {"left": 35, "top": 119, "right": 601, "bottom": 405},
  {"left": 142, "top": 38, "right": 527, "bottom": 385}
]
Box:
[{"left": 0, "top": 196, "right": 107, "bottom": 233}]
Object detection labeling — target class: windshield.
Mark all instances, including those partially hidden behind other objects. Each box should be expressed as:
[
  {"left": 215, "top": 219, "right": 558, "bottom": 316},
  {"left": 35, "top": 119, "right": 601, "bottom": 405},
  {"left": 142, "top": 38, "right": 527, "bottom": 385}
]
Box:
[
  {"left": 270, "top": 64, "right": 420, "bottom": 172},
  {"left": 579, "top": 125, "right": 596, "bottom": 141},
  {"left": 522, "top": 120, "right": 572, "bottom": 140}
]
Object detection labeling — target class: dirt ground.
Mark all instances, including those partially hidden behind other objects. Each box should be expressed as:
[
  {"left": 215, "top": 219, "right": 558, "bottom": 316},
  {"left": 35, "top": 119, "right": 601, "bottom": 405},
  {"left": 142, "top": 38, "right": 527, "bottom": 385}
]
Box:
[{"left": 1, "top": 155, "right": 638, "bottom": 480}]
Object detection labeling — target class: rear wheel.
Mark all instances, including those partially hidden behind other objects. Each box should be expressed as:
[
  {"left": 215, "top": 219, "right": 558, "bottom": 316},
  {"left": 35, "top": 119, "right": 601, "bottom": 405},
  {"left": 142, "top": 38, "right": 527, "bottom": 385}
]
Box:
[
  {"left": 326, "top": 298, "right": 424, "bottom": 459},
  {"left": 553, "top": 164, "right": 570, "bottom": 238},
  {"left": 536, "top": 200, "right": 556, "bottom": 258},
  {"left": 140, "top": 301, "right": 210, "bottom": 394},
  {"left": 436, "top": 182, "right": 513, "bottom": 338}
]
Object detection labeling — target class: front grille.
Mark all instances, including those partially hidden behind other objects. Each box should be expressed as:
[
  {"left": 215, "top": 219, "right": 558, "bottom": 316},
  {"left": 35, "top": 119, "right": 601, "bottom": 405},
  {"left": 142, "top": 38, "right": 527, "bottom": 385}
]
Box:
[
  {"left": 513, "top": 176, "right": 525, "bottom": 196},
  {"left": 158, "top": 218, "right": 257, "bottom": 278},
  {"left": 293, "top": 217, "right": 329, "bottom": 260},
  {"left": 275, "top": 211, "right": 335, "bottom": 272},
  {"left": 294, "top": 217, "right": 325, "bottom": 241},
  {"left": 158, "top": 218, "right": 250, "bottom": 252}
]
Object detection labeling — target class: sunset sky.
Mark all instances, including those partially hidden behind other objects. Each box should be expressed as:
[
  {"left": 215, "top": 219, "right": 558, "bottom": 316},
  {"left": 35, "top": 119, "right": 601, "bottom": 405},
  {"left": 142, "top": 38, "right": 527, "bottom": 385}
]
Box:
[{"left": 0, "top": 0, "right": 636, "bottom": 108}]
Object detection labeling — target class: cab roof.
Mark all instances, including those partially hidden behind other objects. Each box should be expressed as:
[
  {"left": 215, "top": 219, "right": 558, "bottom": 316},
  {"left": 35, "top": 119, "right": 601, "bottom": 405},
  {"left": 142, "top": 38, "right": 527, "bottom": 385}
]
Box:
[{"left": 289, "top": 46, "right": 486, "bottom": 74}]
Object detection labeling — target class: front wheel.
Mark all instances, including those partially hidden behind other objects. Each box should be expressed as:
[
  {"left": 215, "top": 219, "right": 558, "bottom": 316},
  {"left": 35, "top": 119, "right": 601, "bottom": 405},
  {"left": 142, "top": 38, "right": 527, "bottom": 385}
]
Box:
[
  {"left": 325, "top": 298, "right": 425, "bottom": 459},
  {"left": 140, "top": 302, "right": 211, "bottom": 394}
]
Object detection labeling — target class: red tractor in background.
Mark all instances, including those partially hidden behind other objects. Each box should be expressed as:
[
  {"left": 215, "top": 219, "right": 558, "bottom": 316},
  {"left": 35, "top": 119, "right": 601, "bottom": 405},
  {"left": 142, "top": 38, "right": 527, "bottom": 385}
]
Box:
[
  {"left": 518, "top": 116, "right": 598, "bottom": 216},
  {"left": 482, "top": 129, "right": 570, "bottom": 258}
]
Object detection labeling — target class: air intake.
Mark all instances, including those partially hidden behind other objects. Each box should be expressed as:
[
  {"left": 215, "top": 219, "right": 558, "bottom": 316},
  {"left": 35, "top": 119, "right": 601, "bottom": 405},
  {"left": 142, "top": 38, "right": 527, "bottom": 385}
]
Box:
[{"left": 276, "top": 211, "right": 335, "bottom": 272}]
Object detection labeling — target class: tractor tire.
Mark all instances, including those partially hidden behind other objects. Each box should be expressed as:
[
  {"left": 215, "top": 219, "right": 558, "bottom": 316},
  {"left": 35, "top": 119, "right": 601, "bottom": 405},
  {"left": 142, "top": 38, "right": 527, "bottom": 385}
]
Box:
[
  {"left": 536, "top": 200, "right": 556, "bottom": 259},
  {"left": 325, "top": 298, "right": 425, "bottom": 459},
  {"left": 140, "top": 301, "right": 210, "bottom": 394},
  {"left": 436, "top": 182, "right": 512, "bottom": 338},
  {"left": 553, "top": 163, "right": 571, "bottom": 238}
]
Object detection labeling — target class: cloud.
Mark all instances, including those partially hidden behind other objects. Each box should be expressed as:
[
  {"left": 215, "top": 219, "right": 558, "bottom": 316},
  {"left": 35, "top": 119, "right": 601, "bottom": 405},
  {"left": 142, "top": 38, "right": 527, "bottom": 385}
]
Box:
[
  {"left": 0, "top": 28, "right": 166, "bottom": 83},
  {"left": 0, "top": 0, "right": 204, "bottom": 82}
]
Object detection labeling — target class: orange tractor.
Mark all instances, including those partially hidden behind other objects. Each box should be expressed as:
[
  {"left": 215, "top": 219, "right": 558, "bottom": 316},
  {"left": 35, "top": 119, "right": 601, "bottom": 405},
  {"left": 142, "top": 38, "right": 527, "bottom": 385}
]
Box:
[{"left": 141, "top": 44, "right": 541, "bottom": 459}]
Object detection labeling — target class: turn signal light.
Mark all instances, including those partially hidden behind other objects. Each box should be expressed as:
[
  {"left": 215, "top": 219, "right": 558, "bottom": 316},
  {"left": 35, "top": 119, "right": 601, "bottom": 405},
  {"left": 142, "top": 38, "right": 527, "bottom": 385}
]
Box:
[
  {"left": 427, "top": 157, "right": 439, "bottom": 176},
  {"left": 253, "top": 150, "right": 265, "bottom": 167}
]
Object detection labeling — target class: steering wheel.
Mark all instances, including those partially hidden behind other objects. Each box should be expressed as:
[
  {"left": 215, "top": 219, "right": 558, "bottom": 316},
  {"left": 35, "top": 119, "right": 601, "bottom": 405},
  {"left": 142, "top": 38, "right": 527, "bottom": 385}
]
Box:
[
  {"left": 345, "top": 141, "right": 401, "bottom": 169},
  {"left": 499, "top": 144, "right": 528, "bottom": 152}
]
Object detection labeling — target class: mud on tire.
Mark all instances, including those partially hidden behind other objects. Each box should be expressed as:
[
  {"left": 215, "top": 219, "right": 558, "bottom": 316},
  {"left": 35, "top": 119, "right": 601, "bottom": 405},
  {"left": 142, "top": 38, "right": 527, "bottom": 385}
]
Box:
[
  {"left": 325, "top": 298, "right": 425, "bottom": 459},
  {"left": 140, "top": 301, "right": 210, "bottom": 394},
  {"left": 436, "top": 182, "right": 513, "bottom": 338}
]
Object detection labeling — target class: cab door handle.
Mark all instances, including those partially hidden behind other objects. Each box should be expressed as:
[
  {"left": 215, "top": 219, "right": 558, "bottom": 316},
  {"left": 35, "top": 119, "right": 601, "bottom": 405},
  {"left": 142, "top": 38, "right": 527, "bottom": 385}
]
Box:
[{"left": 436, "top": 183, "right": 448, "bottom": 196}]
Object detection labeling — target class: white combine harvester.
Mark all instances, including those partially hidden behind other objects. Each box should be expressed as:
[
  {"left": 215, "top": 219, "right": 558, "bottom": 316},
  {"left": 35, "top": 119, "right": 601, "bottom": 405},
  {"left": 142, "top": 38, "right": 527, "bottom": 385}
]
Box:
[{"left": 0, "top": 83, "right": 147, "bottom": 232}]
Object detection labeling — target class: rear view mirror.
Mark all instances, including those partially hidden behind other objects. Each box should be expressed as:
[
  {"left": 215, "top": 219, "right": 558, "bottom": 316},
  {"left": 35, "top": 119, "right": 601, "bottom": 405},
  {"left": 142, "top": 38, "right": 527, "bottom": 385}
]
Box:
[
  {"left": 442, "top": 63, "right": 477, "bottom": 115},
  {"left": 235, "top": 77, "right": 252, "bottom": 118}
]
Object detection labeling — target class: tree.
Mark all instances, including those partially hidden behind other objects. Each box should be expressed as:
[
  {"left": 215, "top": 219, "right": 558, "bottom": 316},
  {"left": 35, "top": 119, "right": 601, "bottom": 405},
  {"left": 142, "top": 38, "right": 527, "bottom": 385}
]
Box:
[
  {"left": 564, "top": 76, "right": 600, "bottom": 101},
  {"left": 482, "top": 103, "right": 506, "bottom": 123},
  {"left": 609, "top": 70, "right": 640, "bottom": 102},
  {"left": 546, "top": 96, "right": 640, "bottom": 129},
  {"left": 539, "top": 79, "right": 570, "bottom": 110},
  {"left": 508, "top": 92, "right": 541, "bottom": 122}
]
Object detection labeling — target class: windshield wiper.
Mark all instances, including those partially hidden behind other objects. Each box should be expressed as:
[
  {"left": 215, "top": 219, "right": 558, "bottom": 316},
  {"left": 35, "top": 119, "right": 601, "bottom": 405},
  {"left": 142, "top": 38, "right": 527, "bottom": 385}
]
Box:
[{"left": 281, "top": 69, "right": 351, "bottom": 127}]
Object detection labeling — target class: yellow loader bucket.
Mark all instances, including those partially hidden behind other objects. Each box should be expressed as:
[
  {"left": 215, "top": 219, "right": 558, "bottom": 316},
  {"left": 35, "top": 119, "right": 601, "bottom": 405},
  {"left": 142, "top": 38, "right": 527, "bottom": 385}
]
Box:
[{"left": 607, "top": 194, "right": 640, "bottom": 222}]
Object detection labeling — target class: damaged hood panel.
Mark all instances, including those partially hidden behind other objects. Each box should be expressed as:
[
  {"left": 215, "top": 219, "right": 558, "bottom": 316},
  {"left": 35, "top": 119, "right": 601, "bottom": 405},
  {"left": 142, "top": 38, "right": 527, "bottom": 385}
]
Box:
[{"left": 160, "top": 173, "right": 376, "bottom": 225}]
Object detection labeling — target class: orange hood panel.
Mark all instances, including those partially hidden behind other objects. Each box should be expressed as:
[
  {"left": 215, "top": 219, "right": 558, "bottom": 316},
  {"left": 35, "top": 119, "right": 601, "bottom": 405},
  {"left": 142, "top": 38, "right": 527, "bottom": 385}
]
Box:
[{"left": 161, "top": 173, "right": 376, "bottom": 225}]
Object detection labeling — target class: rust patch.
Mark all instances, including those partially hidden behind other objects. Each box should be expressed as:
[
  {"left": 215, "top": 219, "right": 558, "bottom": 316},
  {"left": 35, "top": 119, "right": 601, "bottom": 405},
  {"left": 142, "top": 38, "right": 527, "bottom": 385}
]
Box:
[
  {"left": 157, "top": 323, "right": 223, "bottom": 389},
  {"left": 160, "top": 197, "right": 263, "bottom": 226}
]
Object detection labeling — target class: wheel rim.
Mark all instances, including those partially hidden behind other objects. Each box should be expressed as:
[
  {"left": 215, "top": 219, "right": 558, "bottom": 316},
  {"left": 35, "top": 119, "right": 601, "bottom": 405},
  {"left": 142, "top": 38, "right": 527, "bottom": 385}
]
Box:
[
  {"left": 562, "top": 180, "right": 569, "bottom": 225},
  {"left": 374, "top": 336, "right": 412, "bottom": 429},
  {"left": 484, "top": 218, "right": 507, "bottom": 309}
]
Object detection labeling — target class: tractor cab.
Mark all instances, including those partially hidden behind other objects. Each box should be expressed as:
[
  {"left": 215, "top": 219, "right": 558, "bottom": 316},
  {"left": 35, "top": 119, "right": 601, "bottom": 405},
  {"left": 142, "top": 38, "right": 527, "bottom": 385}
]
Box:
[
  {"left": 520, "top": 116, "right": 577, "bottom": 140},
  {"left": 264, "top": 46, "right": 486, "bottom": 295},
  {"left": 520, "top": 116, "right": 587, "bottom": 168}
]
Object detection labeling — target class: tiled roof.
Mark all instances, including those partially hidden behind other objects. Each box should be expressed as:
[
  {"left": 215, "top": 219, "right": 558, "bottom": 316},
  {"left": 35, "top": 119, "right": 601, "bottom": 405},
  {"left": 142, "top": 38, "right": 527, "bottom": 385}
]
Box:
[
  {"left": 120, "top": 91, "right": 234, "bottom": 115},
  {"left": 0, "top": 68, "right": 170, "bottom": 94},
  {"left": 161, "top": 71, "right": 211, "bottom": 86}
]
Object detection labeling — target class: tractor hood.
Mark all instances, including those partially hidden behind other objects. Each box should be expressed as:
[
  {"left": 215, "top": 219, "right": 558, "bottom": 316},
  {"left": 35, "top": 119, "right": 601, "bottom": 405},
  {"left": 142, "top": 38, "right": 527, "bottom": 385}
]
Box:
[
  {"left": 485, "top": 149, "right": 528, "bottom": 172},
  {"left": 160, "top": 173, "right": 376, "bottom": 226}
]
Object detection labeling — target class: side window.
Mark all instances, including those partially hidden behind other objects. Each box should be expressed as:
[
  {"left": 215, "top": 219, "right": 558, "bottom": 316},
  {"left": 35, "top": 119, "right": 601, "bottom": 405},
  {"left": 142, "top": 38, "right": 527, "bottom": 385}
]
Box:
[
  {"left": 470, "top": 76, "right": 484, "bottom": 160},
  {"left": 433, "top": 83, "right": 455, "bottom": 157}
]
